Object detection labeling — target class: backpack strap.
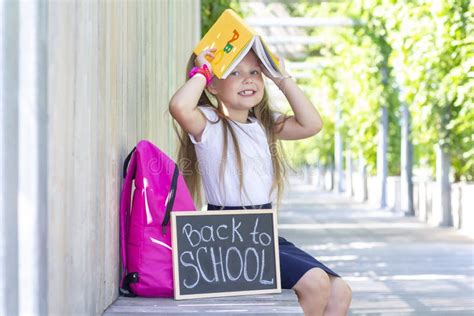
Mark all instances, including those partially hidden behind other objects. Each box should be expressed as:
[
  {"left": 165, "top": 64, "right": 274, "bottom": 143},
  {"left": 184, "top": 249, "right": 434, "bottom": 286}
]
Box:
[
  {"left": 122, "top": 147, "right": 136, "bottom": 179},
  {"left": 161, "top": 163, "right": 179, "bottom": 235},
  {"left": 120, "top": 272, "right": 138, "bottom": 297},
  {"left": 119, "top": 147, "right": 138, "bottom": 296}
]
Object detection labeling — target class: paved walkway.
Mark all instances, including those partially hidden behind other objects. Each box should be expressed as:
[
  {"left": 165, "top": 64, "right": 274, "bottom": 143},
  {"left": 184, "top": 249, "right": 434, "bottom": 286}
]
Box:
[
  {"left": 279, "top": 176, "right": 474, "bottom": 315},
  {"left": 104, "top": 176, "right": 473, "bottom": 315}
]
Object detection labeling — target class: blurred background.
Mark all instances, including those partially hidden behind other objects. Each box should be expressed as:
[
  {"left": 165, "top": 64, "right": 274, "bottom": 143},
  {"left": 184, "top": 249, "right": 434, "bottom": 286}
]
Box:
[{"left": 1, "top": 0, "right": 472, "bottom": 315}]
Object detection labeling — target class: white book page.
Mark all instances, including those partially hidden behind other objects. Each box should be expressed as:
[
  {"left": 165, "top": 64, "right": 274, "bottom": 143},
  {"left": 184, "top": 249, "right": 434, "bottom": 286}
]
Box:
[{"left": 253, "top": 39, "right": 280, "bottom": 78}]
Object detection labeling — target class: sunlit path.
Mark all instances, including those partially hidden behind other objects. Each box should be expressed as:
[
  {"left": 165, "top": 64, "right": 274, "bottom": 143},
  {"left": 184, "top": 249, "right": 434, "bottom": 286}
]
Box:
[{"left": 280, "top": 175, "right": 474, "bottom": 315}]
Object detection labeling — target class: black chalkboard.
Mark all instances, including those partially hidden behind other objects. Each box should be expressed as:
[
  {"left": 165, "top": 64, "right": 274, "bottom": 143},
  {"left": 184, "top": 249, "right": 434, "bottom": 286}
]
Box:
[{"left": 171, "top": 210, "right": 281, "bottom": 300}]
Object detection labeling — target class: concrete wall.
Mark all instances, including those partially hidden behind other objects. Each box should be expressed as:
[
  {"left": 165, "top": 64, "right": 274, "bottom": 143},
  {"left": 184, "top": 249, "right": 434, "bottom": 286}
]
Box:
[{"left": 1, "top": 0, "right": 200, "bottom": 315}]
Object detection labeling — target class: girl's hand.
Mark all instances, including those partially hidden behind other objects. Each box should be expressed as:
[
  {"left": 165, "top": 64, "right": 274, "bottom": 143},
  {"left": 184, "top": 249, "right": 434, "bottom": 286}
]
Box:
[{"left": 195, "top": 48, "right": 217, "bottom": 71}]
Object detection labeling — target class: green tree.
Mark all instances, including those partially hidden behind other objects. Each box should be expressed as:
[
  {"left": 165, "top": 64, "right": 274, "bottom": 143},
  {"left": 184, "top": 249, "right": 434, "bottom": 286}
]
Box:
[
  {"left": 388, "top": 0, "right": 473, "bottom": 181},
  {"left": 201, "top": 0, "right": 242, "bottom": 36},
  {"left": 285, "top": 0, "right": 473, "bottom": 182}
]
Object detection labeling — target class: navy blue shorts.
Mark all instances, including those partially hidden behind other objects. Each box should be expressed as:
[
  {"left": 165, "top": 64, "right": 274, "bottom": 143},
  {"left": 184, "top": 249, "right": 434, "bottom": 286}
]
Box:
[{"left": 207, "top": 203, "right": 340, "bottom": 289}]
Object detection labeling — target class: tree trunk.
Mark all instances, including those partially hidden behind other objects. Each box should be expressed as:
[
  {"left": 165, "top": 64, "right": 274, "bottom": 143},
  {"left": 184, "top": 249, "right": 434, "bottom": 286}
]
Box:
[
  {"left": 334, "top": 104, "right": 344, "bottom": 193},
  {"left": 358, "top": 150, "right": 368, "bottom": 202},
  {"left": 400, "top": 103, "right": 414, "bottom": 215},
  {"left": 377, "top": 105, "right": 388, "bottom": 208},
  {"left": 345, "top": 146, "right": 353, "bottom": 197},
  {"left": 304, "top": 164, "right": 312, "bottom": 185},
  {"left": 433, "top": 144, "right": 452, "bottom": 226},
  {"left": 316, "top": 161, "right": 323, "bottom": 189},
  {"left": 329, "top": 164, "right": 335, "bottom": 191}
]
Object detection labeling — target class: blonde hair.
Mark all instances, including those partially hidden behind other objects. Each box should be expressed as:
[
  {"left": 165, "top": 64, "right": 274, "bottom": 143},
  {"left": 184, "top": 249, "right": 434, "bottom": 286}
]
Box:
[{"left": 173, "top": 53, "right": 289, "bottom": 209}]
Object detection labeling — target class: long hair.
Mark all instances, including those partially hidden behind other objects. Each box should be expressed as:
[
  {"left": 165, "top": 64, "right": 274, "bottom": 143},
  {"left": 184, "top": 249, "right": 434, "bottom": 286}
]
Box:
[{"left": 173, "top": 53, "right": 289, "bottom": 209}]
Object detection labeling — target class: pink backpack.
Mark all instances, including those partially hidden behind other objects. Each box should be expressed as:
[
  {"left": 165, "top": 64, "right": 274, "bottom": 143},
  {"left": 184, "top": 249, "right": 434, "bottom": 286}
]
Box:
[{"left": 119, "top": 140, "right": 196, "bottom": 297}]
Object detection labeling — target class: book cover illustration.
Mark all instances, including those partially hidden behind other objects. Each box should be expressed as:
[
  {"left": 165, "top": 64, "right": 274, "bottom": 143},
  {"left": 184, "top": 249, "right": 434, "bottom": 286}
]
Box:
[{"left": 193, "top": 9, "right": 281, "bottom": 79}]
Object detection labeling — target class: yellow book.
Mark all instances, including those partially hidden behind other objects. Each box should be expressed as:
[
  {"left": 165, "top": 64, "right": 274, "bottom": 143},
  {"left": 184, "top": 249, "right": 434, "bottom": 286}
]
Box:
[{"left": 193, "top": 9, "right": 282, "bottom": 79}]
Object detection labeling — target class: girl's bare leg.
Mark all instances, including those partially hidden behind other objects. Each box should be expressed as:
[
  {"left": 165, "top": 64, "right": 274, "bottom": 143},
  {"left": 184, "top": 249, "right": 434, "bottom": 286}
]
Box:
[
  {"left": 323, "top": 276, "right": 352, "bottom": 316},
  {"left": 292, "top": 268, "right": 331, "bottom": 316}
]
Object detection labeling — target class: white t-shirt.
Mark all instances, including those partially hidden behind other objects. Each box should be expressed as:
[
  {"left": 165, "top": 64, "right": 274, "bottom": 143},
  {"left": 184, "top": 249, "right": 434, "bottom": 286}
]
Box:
[{"left": 188, "top": 106, "right": 281, "bottom": 206}]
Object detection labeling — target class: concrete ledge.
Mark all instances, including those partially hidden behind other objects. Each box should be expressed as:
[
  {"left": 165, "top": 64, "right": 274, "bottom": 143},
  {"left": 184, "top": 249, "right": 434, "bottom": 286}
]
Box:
[{"left": 103, "top": 290, "right": 303, "bottom": 315}]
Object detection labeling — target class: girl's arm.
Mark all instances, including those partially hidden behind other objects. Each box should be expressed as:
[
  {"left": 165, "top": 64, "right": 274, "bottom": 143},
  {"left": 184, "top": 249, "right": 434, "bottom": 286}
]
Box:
[
  {"left": 169, "top": 49, "right": 216, "bottom": 140},
  {"left": 264, "top": 59, "right": 323, "bottom": 140}
]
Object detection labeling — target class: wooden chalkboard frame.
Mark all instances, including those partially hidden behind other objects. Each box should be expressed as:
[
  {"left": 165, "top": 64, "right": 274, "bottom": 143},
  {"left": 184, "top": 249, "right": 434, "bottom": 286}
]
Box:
[{"left": 171, "top": 209, "right": 281, "bottom": 300}]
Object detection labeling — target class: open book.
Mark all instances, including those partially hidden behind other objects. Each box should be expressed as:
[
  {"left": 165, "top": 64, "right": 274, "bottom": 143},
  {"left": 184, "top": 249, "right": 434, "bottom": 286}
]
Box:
[{"left": 193, "top": 9, "right": 282, "bottom": 79}]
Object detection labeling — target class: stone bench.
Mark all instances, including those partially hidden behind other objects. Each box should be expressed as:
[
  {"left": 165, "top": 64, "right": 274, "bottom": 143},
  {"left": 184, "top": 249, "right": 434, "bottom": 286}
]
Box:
[{"left": 103, "top": 290, "right": 303, "bottom": 315}]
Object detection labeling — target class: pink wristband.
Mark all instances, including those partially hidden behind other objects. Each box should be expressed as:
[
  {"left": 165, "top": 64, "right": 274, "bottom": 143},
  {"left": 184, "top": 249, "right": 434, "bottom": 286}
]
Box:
[{"left": 189, "top": 64, "right": 213, "bottom": 86}]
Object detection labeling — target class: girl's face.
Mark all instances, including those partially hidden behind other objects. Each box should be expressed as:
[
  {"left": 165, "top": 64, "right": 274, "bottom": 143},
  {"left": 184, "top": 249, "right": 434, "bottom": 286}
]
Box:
[{"left": 209, "top": 52, "right": 264, "bottom": 111}]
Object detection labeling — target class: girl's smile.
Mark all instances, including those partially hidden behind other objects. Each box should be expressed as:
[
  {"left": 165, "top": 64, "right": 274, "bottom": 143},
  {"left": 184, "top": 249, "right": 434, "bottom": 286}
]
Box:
[{"left": 238, "top": 89, "right": 257, "bottom": 96}]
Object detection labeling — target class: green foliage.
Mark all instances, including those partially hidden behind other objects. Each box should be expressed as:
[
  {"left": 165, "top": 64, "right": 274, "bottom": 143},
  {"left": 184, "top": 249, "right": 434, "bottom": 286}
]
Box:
[
  {"left": 285, "top": 0, "right": 401, "bottom": 176},
  {"left": 284, "top": 0, "right": 472, "bottom": 181},
  {"left": 387, "top": 0, "right": 473, "bottom": 181},
  {"left": 200, "top": 0, "right": 242, "bottom": 36}
]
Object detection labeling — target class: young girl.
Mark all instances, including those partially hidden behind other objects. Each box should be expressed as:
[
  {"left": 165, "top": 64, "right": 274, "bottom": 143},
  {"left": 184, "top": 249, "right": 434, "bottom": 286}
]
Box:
[{"left": 169, "top": 47, "right": 352, "bottom": 316}]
